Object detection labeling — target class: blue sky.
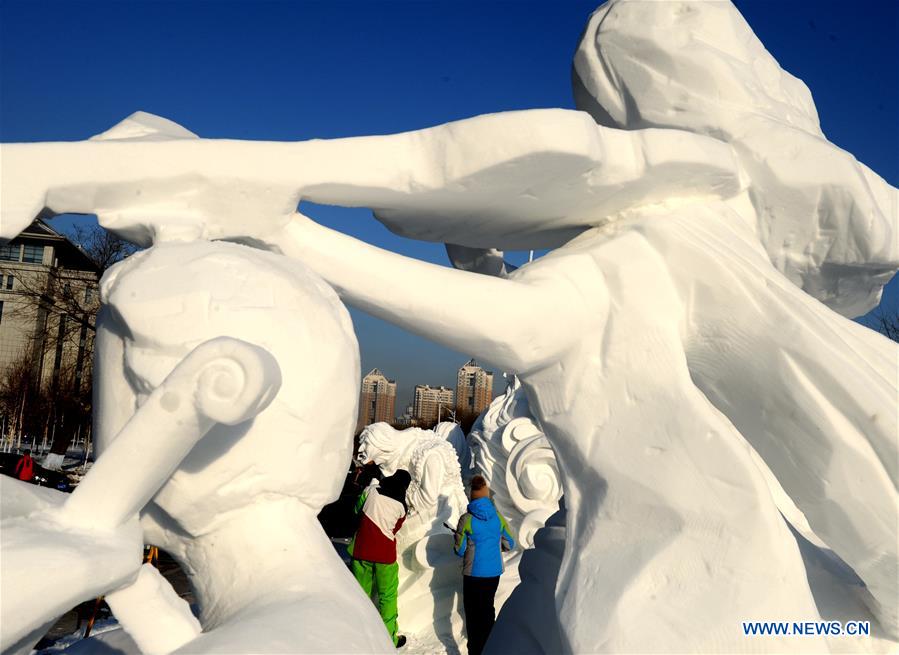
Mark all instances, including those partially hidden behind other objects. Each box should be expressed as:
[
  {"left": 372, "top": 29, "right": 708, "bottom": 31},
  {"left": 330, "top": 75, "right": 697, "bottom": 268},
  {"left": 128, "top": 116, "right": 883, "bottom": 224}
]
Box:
[{"left": 2, "top": 0, "right": 896, "bottom": 410}]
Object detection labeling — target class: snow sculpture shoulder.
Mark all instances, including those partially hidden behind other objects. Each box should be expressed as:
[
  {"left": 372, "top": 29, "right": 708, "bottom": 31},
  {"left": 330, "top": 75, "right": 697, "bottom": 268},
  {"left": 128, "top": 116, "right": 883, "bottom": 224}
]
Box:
[{"left": 433, "top": 421, "right": 470, "bottom": 475}]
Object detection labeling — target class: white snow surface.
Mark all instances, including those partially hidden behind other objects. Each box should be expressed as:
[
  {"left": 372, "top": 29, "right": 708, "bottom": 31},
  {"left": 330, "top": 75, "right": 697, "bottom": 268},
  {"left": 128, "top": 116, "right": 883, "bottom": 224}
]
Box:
[{"left": 0, "top": 0, "right": 897, "bottom": 653}]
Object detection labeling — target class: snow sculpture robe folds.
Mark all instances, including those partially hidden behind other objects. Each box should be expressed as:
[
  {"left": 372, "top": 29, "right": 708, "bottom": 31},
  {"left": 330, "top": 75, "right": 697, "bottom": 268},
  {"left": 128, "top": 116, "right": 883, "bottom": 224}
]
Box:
[{"left": 1, "top": 0, "right": 897, "bottom": 653}]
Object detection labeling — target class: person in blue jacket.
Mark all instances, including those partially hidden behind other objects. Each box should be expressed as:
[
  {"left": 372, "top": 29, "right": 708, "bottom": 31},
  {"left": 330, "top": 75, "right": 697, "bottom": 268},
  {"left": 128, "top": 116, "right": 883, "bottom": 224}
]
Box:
[{"left": 453, "top": 475, "right": 515, "bottom": 655}]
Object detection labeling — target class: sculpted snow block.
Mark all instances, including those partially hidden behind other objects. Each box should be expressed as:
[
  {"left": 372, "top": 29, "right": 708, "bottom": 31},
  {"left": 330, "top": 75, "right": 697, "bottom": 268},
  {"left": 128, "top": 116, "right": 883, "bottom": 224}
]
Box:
[{"left": 573, "top": 0, "right": 899, "bottom": 637}]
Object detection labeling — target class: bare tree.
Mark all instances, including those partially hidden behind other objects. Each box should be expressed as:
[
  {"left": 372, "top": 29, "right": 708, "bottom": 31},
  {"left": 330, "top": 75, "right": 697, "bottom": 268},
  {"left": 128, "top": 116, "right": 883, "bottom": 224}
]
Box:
[
  {"left": 873, "top": 310, "right": 899, "bottom": 342},
  {"left": 3, "top": 224, "right": 134, "bottom": 335},
  {"left": 0, "top": 353, "right": 42, "bottom": 443},
  {"left": 70, "top": 223, "right": 137, "bottom": 276}
]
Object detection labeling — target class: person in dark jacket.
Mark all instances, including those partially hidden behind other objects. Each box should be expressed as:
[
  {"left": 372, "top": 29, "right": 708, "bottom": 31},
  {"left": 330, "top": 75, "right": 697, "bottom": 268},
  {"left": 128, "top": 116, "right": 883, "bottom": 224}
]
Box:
[
  {"left": 14, "top": 449, "right": 34, "bottom": 482},
  {"left": 349, "top": 469, "right": 412, "bottom": 649},
  {"left": 454, "top": 475, "right": 515, "bottom": 655}
]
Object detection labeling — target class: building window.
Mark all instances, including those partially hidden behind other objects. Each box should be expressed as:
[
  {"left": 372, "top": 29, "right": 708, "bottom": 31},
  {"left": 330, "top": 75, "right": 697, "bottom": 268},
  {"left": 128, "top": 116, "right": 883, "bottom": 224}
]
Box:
[
  {"left": 0, "top": 300, "right": 3, "bottom": 324},
  {"left": 21, "top": 244, "right": 44, "bottom": 264},
  {"left": 5, "top": 275, "right": 13, "bottom": 290},
  {"left": 0, "top": 244, "right": 19, "bottom": 261}
]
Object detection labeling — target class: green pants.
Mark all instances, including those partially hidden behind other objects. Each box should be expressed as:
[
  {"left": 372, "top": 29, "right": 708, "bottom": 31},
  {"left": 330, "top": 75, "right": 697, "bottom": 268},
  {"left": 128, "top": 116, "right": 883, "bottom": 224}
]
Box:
[{"left": 351, "top": 558, "right": 400, "bottom": 645}]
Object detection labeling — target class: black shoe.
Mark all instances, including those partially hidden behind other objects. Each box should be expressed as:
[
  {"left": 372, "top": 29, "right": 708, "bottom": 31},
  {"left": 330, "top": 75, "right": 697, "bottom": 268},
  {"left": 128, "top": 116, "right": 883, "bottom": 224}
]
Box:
[{"left": 395, "top": 635, "right": 407, "bottom": 649}]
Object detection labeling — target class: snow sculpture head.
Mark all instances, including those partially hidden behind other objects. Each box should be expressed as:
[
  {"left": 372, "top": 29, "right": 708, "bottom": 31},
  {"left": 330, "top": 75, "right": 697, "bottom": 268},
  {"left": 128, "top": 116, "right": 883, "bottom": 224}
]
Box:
[
  {"left": 356, "top": 422, "right": 467, "bottom": 519},
  {"left": 355, "top": 422, "right": 413, "bottom": 475},
  {"left": 94, "top": 240, "right": 360, "bottom": 534},
  {"left": 573, "top": 0, "right": 899, "bottom": 316}
]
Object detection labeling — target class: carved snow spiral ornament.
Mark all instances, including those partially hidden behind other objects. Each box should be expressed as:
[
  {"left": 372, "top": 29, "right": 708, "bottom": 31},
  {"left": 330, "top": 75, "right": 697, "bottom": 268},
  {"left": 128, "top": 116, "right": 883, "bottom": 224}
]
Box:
[
  {"left": 501, "top": 417, "right": 544, "bottom": 454},
  {"left": 506, "top": 435, "right": 562, "bottom": 516},
  {"left": 193, "top": 338, "right": 282, "bottom": 425},
  {"left": 470, "top": 381, "right": 563, "bottom": 549}
]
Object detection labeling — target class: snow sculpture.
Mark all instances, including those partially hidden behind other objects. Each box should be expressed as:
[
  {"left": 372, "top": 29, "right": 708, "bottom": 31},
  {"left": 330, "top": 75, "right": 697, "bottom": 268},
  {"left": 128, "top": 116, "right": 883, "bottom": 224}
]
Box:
[
  {"left": 356, "top": 423, "right": 469, "bottom": 646},
  {"left": 433, "top": 421, "right": 471, "bottom": 475},
  {"left": 486, "top": 502, "right": 567, "bottom": 655},
  {"left": 1, "top": 241, "right": 396, "bottom": 654},
  {"left": 468, "top": 377, "right": 561, "bottom": 548},
  {"left": 1, "top": 334, "right": 282, "bottom": 655},
  {"left": 1, "top": 0, "right": 896, "bottom": 652},
  {"left": 94, "top": 241, "right": 393, "bottom": 654},
  {"left": 357, "top": 423, "right": 468, "bottom": 529},
  {"left": 261, "top": 3, "right": 896, "bottom": 644}
]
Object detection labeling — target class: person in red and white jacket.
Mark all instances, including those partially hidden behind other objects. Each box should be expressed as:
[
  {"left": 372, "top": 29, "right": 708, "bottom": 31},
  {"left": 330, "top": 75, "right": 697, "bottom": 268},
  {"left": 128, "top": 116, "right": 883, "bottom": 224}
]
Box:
[{"left": 349, "top": 469, "right": 411, "bottom": 649}]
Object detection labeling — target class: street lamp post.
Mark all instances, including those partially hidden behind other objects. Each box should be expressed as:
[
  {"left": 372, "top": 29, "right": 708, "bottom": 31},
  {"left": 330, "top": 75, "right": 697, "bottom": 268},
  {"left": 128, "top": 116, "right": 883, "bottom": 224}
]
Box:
[{"left": 438, "top": 403, "right": 457, "bottom": 424}]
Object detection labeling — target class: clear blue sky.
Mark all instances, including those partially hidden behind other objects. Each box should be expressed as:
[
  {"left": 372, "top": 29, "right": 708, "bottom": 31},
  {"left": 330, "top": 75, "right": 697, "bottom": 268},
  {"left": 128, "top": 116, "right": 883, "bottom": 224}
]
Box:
[{"left": 2, "top": 0, "right": 897, "bottom": 410}]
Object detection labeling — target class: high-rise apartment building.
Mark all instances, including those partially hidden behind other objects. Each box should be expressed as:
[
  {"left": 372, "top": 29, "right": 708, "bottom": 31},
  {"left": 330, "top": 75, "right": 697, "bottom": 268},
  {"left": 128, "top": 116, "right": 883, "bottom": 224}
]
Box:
[
  {"left": 412, "top": 384, "right": 454, "bottom": 425},
  {"left": 455, "top": 359, "right": 494, "bottom": 417},
  {"left": 357, "top": 368, "right": 397, "bottom": 431}
]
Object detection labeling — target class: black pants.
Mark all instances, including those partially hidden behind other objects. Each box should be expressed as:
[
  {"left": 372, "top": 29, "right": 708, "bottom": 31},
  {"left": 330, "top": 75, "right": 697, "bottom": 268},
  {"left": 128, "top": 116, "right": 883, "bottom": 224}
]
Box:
[{"left": 462, "top": 575, "right": 500, "bottom": 655}]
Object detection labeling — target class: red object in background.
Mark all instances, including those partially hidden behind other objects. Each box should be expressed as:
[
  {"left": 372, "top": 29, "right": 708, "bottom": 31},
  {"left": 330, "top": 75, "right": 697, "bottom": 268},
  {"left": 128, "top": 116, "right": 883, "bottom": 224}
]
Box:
[{"left": 14, "top": 454, "right": 34, "bottom": 481}]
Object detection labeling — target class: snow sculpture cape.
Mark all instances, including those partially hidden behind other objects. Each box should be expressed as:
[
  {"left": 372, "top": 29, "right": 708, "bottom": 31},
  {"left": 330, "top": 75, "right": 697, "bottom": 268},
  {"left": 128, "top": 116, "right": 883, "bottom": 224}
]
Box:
[{"left": 1, "top": 0, "right": 897, "bottom": 653}]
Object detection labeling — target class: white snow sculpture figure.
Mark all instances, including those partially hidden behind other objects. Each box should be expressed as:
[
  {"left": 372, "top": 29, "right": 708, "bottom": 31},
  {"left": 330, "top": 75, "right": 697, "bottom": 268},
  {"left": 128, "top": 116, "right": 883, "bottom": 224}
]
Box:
[
  {"left": 1, "top": 1, "right": 896, "bottom": 651},
  {"left": 1, "top": 334, "right": 282, "bottom": 655},
  {"left": 357, "top": 423, "right": 468, "bottom": 527},
  {"left": 89, "top": 241, "right": 393, "bottom": 654},
  {"left": 261, "top": 13, "right": 896, "bottom": 652},
  {"left": 571, "top": 0, "right": 899, "bottom": 638},
  {"left": 356, "top": 423, "right": 469, "bottom": 644},
  {"left": 468, "top": 377, "right": 562, "bottom": 548}
]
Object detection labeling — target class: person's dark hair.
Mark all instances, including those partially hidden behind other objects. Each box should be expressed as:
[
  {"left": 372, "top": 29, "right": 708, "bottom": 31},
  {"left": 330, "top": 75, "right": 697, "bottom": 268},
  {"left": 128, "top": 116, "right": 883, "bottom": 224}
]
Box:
[
  {"left": 379, "top": 469, "right": 412, "bottom": 512},
  {"left": 23, "top": 449, "right": 31, "bottom": 456},
  {"left": 470, "top": 475, "right": 487, "bottom": 492}
]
